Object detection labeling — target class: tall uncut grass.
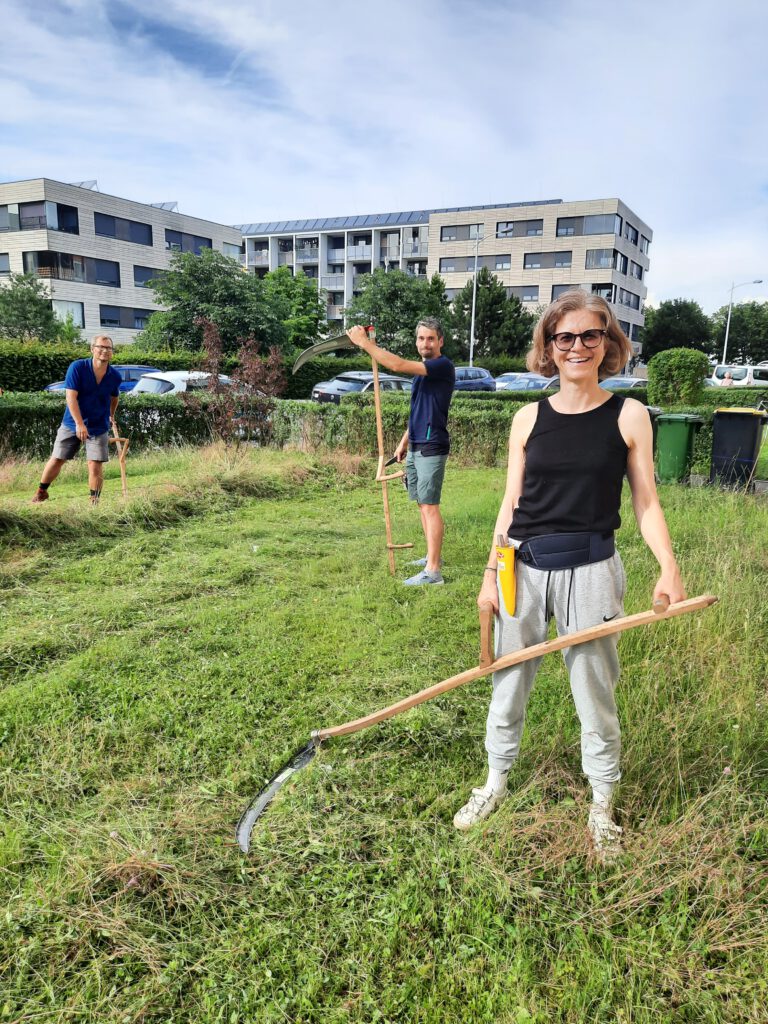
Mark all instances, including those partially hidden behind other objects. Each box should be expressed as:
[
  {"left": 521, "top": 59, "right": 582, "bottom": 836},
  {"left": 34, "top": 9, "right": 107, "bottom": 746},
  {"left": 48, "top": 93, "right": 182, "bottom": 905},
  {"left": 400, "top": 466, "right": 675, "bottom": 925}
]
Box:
[{"left": 1, "top": 445, "right": 766, "bottom": 1023}]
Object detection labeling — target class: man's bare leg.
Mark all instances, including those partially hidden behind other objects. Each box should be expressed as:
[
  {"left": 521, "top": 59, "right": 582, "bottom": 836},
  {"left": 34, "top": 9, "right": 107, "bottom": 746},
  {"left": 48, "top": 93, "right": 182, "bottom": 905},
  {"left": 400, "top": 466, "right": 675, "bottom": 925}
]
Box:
[
  {"left": 87, "top": 460, "right": 104, "bottom": 504},
  {"left": 420, "top": 503, "right": 444, "bottom": 574}
]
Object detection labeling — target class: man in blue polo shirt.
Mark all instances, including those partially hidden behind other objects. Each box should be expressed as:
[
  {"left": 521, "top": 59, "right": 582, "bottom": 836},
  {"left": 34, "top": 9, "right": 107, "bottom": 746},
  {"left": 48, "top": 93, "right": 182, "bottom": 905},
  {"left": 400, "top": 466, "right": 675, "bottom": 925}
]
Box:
[
  {"left": 347, "top": 317, "right": 454, "bottom": 585},
  {"left": 32, "top": 335, "right": 122, "bottom": 506}
]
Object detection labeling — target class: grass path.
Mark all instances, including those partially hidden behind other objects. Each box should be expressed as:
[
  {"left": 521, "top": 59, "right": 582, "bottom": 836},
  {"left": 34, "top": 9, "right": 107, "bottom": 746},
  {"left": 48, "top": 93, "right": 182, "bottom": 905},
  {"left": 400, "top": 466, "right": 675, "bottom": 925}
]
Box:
[{"left": 1, "top": 447, "right": 767, "bottom": 1022}]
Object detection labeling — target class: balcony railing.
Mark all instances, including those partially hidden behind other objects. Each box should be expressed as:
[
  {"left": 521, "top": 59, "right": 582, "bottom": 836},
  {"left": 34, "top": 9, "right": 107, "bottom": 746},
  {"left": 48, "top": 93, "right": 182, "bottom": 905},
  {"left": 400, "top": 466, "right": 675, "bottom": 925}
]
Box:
[
  {"left": 296, "top": 247, "right": 319, "bottom": 263},
  {"left": 379, "top": 247, "right": 400, "bottom": 261},
  {"left": 327, "top": 304, "right": 344, "bottom": 319},
  {"left": 347, "top": 245, "right": 372, "bottom": 260},
  {"left": 277, "top": 251, "right": 293, "bottom": 266},
  {"left": 403, "top": 241, "right": 428, "bottom": 257},
  {"left": 35, "top": 267, "right": 86, "bottom": 282},
  {"left": 321, "top": 274, "right": 345, "bottom": 289},
  {"left": 249, "top": 250, "right": 269, "bottom": 266},
  {"left": 19, "top": 216, "right": 48, "bottom": 230},
  {"left": 406, "top": 268, "right": 427, "bottom": 278}
]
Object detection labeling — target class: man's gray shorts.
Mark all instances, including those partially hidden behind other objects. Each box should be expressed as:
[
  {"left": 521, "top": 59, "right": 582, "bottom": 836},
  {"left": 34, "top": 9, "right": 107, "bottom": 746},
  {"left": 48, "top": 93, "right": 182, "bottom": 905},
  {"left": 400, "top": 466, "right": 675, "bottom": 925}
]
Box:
[
  {"left": 52, "top": 426, "right": 110, "bottom": 462},
  {"left": 405, "top": 450, "right": 447, "bottom": 505}
]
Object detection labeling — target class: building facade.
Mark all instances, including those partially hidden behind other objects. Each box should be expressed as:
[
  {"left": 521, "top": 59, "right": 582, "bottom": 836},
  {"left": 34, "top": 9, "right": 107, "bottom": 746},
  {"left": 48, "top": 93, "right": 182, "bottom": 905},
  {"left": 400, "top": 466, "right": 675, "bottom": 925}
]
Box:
[
  {"left": 238, "top": 197, "right": 651, "bottom": 346},
  {"left": 0, "top": 178, "right": 243, "bottom": 345}
]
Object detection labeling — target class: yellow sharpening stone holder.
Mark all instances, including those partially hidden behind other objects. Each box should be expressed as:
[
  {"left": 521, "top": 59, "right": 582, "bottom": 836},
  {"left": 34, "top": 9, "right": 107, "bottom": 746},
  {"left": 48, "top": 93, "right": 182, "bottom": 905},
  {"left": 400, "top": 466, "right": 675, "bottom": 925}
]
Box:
[{"left": 496, "top": 534, "right": 516, "bottom": 617}]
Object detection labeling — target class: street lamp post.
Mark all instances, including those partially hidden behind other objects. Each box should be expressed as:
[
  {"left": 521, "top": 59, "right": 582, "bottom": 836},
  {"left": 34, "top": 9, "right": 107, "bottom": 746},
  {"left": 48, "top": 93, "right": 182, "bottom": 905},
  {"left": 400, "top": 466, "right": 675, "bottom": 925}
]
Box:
[
  {"left": 468, "top": 234, "right": 480, "bottom": 367},
  {"left": 721, "top": 279, "right": 763, "bottom": 365}
]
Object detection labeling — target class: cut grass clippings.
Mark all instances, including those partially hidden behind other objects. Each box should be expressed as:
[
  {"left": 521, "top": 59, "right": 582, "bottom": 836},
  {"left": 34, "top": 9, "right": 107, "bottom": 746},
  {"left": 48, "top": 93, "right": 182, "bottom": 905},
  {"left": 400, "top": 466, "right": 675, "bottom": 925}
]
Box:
[{"left": 0, "top": 445, "right": 766, "bottom": 1023}]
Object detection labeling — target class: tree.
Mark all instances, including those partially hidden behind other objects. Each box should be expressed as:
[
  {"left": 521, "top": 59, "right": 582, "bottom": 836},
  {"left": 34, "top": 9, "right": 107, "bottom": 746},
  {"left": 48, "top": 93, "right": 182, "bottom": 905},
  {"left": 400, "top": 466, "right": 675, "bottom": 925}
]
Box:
[
  {"left": 343, "top": 269, "right": 452, "bottom": 355},
  {"left": 0, "top": 273, "right": 62, "bottom": 342},
  {"left": 140, "top": 248, "right": 283, "bottom": 354},
  {"left": 639, "top": 299, "right": 711, "bottom": 360},
  {"left": 263, "top": 266, "right": 327, "bottom": 352},
  {"left": 449, "top": 268, "right": 535, "bottom": 361},
  {"left": 710, "top": 301, "right": 768, "bottom": 365}
]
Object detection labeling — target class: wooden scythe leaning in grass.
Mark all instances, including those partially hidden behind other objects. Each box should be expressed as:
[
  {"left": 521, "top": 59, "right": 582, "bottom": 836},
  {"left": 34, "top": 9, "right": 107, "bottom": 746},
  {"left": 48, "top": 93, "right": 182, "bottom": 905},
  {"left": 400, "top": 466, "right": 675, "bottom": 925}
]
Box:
[
  {"left": 108, "top": 420, "right": 129, "bottom": 497},
  {"left": 236, "top": 593, "right": 718, "bottom": 852},
  {"left": 292, "top": 326, "right": 412, "bottom": 574}
]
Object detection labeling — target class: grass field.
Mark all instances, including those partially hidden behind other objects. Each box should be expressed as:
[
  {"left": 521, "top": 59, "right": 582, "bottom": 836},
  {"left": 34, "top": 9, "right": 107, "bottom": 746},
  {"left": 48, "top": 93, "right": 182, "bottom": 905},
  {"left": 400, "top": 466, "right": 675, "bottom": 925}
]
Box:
[{"left": 1, "top": 445, "right": 767, "bottom": 1023}]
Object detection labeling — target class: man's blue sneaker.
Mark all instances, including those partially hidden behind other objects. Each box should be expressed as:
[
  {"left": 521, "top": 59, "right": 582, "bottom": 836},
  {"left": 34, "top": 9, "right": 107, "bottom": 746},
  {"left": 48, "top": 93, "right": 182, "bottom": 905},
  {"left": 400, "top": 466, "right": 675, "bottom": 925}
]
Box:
[
  {"left": 407, "top": 556, "right": 444, "bottom": 567},
  {"left": 403, "top": 569, "right": 444, "bottom": 586}
]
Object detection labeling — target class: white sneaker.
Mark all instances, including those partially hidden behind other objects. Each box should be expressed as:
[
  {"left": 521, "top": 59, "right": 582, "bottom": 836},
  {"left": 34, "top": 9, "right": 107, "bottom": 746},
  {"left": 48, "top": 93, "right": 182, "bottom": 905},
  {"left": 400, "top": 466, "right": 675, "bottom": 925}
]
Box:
[
  {"left": 588, "top": 802, "right": 623, "bottom": 862},
  {"left": 453, "top": 786, "right": 506, "bottom": 831}
]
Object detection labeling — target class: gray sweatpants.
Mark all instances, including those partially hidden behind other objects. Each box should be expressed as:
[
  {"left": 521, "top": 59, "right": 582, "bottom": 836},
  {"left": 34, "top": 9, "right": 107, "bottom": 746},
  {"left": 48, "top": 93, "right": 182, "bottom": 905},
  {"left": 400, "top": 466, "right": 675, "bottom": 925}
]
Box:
[{"left": 486, "top": 552, "right": 626, "bottom": 794}]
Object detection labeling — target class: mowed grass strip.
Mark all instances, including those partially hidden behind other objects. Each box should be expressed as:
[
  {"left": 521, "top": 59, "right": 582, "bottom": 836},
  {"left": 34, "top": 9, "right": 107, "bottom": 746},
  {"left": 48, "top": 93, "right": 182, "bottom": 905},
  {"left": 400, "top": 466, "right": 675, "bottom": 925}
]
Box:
[{"left": 1, "top": 446, "right": 766, "bottom": 1023}]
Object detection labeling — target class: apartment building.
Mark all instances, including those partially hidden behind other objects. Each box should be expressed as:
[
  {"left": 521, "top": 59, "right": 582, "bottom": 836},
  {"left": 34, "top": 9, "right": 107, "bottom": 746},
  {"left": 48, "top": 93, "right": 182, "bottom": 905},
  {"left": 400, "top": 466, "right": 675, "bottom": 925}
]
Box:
[
  {"left": 238, "top": 197, "right": 651, "bottom": 346},
  {"left": 0, "top": 178, "right": 243, "bottom": 345}
]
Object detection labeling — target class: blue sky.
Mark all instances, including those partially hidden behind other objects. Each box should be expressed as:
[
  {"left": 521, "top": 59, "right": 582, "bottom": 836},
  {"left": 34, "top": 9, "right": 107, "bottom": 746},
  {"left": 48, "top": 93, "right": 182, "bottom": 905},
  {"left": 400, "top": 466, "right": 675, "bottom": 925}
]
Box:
[{"left": 2, "top": 0, "right": 767, "bottom": 314}]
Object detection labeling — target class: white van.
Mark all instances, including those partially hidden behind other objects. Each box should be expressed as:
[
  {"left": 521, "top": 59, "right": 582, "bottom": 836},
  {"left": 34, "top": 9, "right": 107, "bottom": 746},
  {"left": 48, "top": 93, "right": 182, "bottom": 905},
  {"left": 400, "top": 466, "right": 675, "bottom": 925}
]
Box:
[{"left": 711, "top": 364, "right": 768, "bottom": 387}]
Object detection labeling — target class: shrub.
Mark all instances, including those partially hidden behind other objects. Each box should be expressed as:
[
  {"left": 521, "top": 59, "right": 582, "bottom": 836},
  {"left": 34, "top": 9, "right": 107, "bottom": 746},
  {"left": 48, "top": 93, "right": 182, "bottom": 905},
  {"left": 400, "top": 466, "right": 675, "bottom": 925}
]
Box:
[{"left": 647, "top": 348, "right": 710, "bottom": 405}]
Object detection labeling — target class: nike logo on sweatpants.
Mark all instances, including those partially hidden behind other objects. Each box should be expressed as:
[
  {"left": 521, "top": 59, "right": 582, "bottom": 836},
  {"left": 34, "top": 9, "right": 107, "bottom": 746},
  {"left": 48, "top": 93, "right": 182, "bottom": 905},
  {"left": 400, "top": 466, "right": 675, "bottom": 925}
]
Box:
[{"left": 602, "top": 613, "right": 619, "bottom": 621}]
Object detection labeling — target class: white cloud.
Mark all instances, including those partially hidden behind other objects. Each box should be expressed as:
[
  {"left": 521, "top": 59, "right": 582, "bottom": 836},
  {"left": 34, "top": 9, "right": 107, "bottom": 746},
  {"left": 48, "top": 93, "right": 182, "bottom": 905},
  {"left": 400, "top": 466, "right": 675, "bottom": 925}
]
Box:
[{"left": 1, "top": 0, "right": 767, "bottom": 312}]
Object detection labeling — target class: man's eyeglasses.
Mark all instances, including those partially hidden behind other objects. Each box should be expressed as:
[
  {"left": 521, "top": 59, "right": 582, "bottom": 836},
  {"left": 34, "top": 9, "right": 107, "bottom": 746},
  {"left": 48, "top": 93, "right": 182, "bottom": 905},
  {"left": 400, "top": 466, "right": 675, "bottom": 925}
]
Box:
[
  {"left": 548, "top": 329, "right": 606, "bottom": 351},
  {"left": 93, "top": 346, "right": 114, "bottom": 351}
]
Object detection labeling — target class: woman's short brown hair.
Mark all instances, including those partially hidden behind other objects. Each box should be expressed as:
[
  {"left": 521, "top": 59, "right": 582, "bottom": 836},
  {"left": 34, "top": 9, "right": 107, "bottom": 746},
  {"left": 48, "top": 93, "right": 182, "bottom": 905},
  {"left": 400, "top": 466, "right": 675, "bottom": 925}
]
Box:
[{"left": 526, "top": 290, "right": 631, "bottom": 379}]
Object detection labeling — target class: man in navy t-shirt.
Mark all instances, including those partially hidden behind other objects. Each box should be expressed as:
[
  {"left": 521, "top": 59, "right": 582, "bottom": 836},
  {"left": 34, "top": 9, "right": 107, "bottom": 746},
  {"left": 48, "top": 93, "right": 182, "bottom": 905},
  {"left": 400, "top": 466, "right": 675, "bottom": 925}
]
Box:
[
  {"left": 347, "top": 318, "right": 454, "bottom": 585},
  {"left": 32, "top": 335, "right": 122, "bottom": 506}
]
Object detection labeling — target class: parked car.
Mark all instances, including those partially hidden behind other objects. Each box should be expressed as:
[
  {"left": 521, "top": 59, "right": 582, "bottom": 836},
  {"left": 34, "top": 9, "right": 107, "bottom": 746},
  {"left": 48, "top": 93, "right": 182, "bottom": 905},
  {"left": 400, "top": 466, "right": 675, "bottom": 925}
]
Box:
[
  {"left": 711, "top": 364, "right": 768, "bottom": 387},
  {"left": 311, "top": 371, "right": 411, "bottom": 404},
  {"left": 495, "top": 372, "right": 558, "bottom": 391},
  {"left": 44, "top": 364, "right": 160, "bottom": 393},
  {"left": 125, "top": 371, "right": 234, "bottom": 396},
  {"left": 454, "top": 366, "right": 496, "bottom": 391},
  {"left": 599, "top": 376, "right": 647, "bottom": 391}
]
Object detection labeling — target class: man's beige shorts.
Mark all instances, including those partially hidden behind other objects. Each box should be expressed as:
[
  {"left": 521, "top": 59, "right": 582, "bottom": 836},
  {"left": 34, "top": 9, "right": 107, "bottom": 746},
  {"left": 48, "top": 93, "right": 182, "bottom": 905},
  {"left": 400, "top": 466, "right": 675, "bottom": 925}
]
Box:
[{"left": 52, "top": 426, "right": 110, "bottom": 462}]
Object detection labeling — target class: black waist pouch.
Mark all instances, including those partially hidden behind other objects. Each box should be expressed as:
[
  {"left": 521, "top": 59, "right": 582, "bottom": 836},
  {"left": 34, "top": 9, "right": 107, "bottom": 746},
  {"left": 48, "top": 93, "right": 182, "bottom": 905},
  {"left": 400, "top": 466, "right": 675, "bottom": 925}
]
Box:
[{"left": 515, "top": 531, "right": 615, "bottom": 570}]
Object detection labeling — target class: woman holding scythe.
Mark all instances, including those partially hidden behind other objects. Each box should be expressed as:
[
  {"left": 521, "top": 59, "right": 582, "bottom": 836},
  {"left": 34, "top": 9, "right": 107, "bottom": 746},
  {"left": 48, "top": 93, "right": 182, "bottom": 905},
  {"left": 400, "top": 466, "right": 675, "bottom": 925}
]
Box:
[{"left": 455, "top": 291, "right": 686, "bottom": 859}]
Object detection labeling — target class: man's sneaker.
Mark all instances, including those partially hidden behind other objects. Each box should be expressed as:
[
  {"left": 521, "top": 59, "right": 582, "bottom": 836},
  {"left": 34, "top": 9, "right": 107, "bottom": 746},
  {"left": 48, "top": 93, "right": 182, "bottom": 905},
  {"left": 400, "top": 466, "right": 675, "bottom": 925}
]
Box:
[
  {"left": 31, "top": 488, "right": 49, "bottom": 504},
  {"left": 453, "top": 786, "right": 506, "bottom": 831},
  {"left": 407, "top": 556, "right": 444, "bottom": 567},
  {"left": 403, "top": 569, "right": 444, "bottom": 586},
  {"left": 588, "top": 802, "right": 623, "bottom": 862}
]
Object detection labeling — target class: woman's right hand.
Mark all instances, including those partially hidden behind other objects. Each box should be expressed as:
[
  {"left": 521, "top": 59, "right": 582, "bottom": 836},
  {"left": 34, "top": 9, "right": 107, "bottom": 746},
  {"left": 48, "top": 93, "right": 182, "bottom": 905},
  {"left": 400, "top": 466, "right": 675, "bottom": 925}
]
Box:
[{"left": 477, "top": 573, "right": 499, "bottom": 616}]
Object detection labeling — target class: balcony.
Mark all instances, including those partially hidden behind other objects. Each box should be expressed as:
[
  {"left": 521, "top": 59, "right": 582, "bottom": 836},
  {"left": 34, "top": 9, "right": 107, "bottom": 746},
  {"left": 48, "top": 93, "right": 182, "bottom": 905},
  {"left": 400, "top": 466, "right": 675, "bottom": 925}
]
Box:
[
  {"left": 249, "top": 249, "right": 269, "bottom": 266},
  {"left": 406, "top": 268, "right": 427, "bottom": 278},
  {"left": 321, "top": 274, "right": 345, "bottom": 289},
  {"left": 277, "top": 251, "right": 293, "bottom": 266},
  {"left": 379, "top": 247, "right": 400, "bottom": 261},
  {"left": 402, "top": 241, "right": 428, "bottom": 257},
  {"left": 296, "top": 247, "right": 319, "bottom": 263},
  {"left": 347, "top": 244, "right": 372, "bottom": 260},
  {"left": 327, "top": 304, "right": 344, "bottom": 319}
]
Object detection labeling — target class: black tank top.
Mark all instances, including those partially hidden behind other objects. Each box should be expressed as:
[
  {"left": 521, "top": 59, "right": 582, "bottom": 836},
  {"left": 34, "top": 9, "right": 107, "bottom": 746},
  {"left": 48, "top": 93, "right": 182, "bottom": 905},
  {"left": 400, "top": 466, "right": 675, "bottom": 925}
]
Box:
[{"left": 509, "top": 394, "right": 628, "bottom": 541}]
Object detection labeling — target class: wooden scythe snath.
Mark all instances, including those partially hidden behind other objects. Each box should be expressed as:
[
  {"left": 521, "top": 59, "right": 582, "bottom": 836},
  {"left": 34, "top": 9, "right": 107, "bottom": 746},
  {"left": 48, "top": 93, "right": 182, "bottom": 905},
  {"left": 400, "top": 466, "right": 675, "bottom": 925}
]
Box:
[
  {"left": 108, "top": 420, "right": 130, "bottom": 497},
  {"left": 369, "top": 340, "right": 413, "bottom": 574}
]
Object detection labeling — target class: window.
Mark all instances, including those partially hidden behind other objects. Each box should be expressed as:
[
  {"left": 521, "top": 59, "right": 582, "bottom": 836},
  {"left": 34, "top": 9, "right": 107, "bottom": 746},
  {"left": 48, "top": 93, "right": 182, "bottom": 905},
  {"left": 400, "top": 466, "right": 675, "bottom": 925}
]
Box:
[
  {"left": 585, "top": 249, "right": 612, "bottom": 270},
  {"left": 615, "top": 252, "right": 628, "bottom": 275},
  {"left": 591, "top": 284, "right": 614, "bottom": 301},
  {"left": 551, "top": 284, "right": 577, "bottom": 300},
  {"left": 507, "top": 285, "right": 539, "bottom": 302},
  {"left": 439, "top": 258, "right": 456, "bottom": 272},
  {"left": 52, "top": 299, "right": 84, "bottom": 327},
  {"left": 554, "top": 252, "right": 572, "bottom": 268},
  {"left": 618, "top": 288, "right": 640, "bottom": 309},
  {"left": 496, "top": 221, "right": 515, "bottom": 238},
  {"left": 18, "top": 202, "right": 46, "bottom": 230},
  {"left": 134, "top": 265, "right": 162, "bottom": 288},
  {"left": 629, "top": 261, "right": 643, "bottom": 280},
  {"left": 223, "top": 242, "right": 242, "bottom": 258},
  {"left": 165, "top": 229, "right": 211, "bottom": 254},
  {"left": 440, "top": 223, "right": 483, "bottom": 242},
  {"left": 524, "top": 253, "right": 542, "bottom": 269},
  {"left": 133, "top": 308, "right": 152, "bottom": 329},
  {"left": 22, "top": 250, "right": 86, "bottom": 282},
  {"left": 0, "top": 253, "right": 9, "bottom": 275},
  {"left": 95, "top": 213, "right": 152, "bottom": 245},
  {"left": 640, "top": 235, "right": 651, "bottom": 254},
  {"left": 47, "top": 203, "right": 79, "bottom": 234},
  {"left": 584, "top": 213, "right": 622, "bottom": 235},
  {"left": 494, "top": 255, "right": 511, "bottom": 270},
  {"left": 99, "top": 305, "right": 121, "bottom": 328},
  {"left": 556, "top": 217, "right": 582, "bottom": 237},
  {"left": 525, "top": 220, "right": 543, "bottom": 236},
  {"left": 623, "top": 222, "right": 639, "bottom": 246},
  {"left": 0, "top": 206, "right": 11, "bottom": 231},
  {"left": 93, "top": 259, "right": 120, "bottom": 287},
  {"left": 618, "top": 319, "right": 631, "bottom": 335}
]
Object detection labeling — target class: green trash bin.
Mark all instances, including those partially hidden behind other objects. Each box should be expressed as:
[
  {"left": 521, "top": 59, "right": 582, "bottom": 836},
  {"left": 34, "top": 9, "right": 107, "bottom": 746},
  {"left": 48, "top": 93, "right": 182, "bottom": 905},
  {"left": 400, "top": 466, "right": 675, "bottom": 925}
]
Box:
[{"left": 655, "top": 413, "right": 704, "bottom": 483}]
